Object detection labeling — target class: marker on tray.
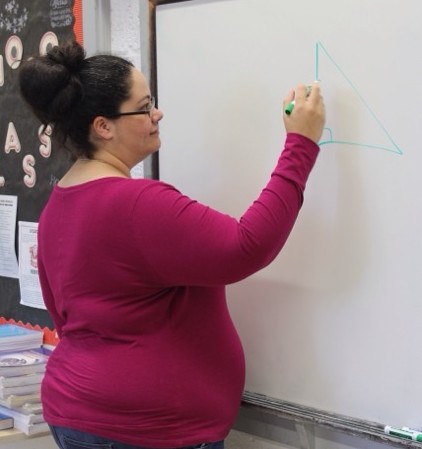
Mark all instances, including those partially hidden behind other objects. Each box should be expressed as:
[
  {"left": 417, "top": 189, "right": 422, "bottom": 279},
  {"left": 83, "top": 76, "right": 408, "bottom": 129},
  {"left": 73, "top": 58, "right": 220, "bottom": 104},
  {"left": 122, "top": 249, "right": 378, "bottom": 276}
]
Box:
[
  {"left": 384, "top": 425, "right": 422, "bottom": 442},
  {"left": 285, "top": 85, "right": 312, "bottom": 115},
  {"left": 401, "top": 427, "right": 422, "bottom": 433}
]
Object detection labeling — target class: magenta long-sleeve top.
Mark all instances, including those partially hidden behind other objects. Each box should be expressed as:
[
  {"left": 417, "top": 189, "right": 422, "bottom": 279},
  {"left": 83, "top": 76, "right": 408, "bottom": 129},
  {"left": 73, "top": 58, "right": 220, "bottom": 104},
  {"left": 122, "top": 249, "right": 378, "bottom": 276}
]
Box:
[{"left": 38, "top": 133, "right": 319, "bottom": 448}]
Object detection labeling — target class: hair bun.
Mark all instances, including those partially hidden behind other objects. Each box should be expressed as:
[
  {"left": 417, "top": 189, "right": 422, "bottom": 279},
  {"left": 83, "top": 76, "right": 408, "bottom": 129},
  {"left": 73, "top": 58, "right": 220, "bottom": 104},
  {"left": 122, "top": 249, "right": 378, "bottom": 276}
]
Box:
[
  {"left": 19, "top": 41, "right": 86, "bottom": 127},
  {"left": 46, "top": 40, "right": 85, "bottom": 75}
]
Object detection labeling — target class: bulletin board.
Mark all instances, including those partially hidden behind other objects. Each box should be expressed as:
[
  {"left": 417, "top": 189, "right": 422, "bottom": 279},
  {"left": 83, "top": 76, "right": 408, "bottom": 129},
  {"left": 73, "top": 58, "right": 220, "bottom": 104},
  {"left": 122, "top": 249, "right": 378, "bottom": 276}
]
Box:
[{"left": 0, "top": 0, "right": 83, "bottom": 340}]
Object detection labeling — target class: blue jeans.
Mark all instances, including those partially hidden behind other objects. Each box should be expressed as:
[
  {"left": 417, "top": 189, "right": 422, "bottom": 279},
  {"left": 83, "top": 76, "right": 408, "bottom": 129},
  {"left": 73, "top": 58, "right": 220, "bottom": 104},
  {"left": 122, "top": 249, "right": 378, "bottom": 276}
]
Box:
[{"left": 49, "top": 425, "right": 225, "bottom": 449}]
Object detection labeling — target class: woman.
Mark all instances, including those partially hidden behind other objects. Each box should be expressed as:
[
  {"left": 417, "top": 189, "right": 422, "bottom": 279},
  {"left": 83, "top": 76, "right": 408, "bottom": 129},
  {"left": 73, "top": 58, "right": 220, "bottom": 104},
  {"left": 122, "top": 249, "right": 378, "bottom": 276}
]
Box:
[{"left": 19, "top": 41, "right": 325, "bottom": 449}]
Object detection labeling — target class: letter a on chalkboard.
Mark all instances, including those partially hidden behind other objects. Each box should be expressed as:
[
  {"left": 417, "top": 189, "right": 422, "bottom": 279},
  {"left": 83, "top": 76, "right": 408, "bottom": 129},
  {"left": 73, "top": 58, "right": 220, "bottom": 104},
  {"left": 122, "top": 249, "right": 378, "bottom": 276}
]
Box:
[{"left": 5, "top": 122, "right": 21, "bottom": 154}]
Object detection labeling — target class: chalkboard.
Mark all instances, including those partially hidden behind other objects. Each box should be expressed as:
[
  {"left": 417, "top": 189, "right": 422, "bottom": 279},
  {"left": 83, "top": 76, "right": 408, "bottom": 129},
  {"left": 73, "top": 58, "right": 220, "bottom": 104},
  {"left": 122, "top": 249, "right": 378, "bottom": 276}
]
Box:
[
  {"left": 155, "top": 0, "right": 420, "bottom": 427},
  {"left": 0, "top": 0, "right": 82, "bottom": 330}
]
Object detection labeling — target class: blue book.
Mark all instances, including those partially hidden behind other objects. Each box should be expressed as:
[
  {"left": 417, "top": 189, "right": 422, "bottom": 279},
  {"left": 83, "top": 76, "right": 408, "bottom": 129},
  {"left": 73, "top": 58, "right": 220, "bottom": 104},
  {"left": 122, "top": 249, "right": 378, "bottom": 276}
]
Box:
[
  {"left": 0, "top": 325, "right": 41, "bottom": 338},
  {"left": 0, "top": 411, "right": 13, "bottom": 430}
]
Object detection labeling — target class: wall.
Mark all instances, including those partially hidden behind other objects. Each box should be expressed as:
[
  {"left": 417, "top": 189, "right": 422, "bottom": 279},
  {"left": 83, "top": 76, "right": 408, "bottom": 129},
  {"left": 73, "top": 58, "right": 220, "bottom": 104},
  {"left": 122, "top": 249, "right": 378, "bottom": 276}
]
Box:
[
  {"left": 110, "top": 0, "right": 142, "bottom": 67},
  {"left": 108, "top": 0, "right": 155, "bottom": 180}
]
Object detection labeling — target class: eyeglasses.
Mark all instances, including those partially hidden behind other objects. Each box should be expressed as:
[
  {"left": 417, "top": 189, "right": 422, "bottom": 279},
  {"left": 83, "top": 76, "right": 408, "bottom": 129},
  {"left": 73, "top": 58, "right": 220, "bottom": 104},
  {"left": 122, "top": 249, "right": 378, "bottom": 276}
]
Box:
[{"left": 106, "top": 96, "right": 156, "bottom": 118}]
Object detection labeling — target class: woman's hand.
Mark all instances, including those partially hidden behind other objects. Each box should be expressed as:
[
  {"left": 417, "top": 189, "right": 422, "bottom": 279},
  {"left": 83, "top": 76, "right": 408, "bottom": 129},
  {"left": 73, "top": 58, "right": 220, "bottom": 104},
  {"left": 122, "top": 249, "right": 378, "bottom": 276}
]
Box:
[{"left": 283, "top": 82, "right": 326, "bottom": 144}]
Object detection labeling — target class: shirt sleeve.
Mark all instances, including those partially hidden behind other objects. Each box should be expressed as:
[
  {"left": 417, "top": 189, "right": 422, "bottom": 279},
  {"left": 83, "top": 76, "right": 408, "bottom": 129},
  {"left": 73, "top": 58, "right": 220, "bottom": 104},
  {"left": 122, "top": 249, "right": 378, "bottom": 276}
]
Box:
[{"left": 131, "top": 133, "right": 319, "bottom": 286}]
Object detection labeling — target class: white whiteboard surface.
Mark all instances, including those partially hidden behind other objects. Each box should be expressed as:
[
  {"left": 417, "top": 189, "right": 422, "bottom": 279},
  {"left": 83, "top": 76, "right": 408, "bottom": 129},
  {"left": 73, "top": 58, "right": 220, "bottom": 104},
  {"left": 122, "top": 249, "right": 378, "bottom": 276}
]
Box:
[{"left": 156, "top": 0, "right": 421, "bottom": 426}]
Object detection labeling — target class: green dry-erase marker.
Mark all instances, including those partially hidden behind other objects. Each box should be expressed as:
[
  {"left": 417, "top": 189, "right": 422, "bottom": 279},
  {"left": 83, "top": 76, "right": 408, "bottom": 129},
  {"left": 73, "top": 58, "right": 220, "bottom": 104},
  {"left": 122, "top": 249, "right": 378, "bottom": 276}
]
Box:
[
  {"left": 284, "top": 100, "right": 296, "bottom": 115},
  {"left": 384, "top": 425, "right": 422, "bottom": 442}
]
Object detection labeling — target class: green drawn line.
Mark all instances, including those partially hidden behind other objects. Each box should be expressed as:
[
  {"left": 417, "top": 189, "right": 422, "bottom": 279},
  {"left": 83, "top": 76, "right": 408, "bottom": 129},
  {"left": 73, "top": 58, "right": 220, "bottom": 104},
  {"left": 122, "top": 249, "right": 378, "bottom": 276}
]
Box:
[{"left": 315, "top": 41, "right": 403, "bottom": 155}]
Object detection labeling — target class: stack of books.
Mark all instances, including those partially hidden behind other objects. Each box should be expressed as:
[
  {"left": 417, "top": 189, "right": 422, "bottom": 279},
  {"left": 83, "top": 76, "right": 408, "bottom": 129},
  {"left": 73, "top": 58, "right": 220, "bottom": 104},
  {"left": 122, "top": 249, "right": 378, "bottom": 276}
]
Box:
[
  {"left": 0, "top": 324, "right": 51, "bottom": 435},
  {"left": 0, "top": 324, "right": 44, "bottom": 352}
]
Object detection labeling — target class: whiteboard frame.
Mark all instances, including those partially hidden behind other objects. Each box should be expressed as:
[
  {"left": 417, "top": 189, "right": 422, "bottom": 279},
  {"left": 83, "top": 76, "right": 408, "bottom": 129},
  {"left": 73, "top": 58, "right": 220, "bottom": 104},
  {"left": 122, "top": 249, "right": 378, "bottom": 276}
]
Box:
[{"left": 145, "top": 0, "right": 195, "bottom": 179}]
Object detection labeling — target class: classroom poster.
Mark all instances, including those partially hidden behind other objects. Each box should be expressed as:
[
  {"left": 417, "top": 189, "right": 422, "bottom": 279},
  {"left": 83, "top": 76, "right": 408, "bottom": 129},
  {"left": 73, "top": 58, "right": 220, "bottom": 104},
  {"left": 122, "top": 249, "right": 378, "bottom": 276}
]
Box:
[
  {"left": 0, "top": 194, "right": 19, "bottom": 278},
  {"left": 18, "top": 221, "right": 45, "bottom": 309}
]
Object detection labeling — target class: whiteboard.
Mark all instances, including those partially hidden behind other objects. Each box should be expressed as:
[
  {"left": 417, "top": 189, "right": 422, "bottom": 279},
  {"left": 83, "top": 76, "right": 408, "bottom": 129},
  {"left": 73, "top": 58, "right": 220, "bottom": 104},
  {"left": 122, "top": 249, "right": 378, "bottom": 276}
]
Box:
[{"left": 155, "top": 0, "right": 421, "bottom": 426}]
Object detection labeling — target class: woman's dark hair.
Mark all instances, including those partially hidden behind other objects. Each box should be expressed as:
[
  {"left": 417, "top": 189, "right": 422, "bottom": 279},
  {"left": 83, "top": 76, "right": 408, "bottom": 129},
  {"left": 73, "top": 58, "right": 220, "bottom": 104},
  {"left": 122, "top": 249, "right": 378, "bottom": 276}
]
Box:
[{"left": 18, "top": 40, "right": 134, "bottom": 158}]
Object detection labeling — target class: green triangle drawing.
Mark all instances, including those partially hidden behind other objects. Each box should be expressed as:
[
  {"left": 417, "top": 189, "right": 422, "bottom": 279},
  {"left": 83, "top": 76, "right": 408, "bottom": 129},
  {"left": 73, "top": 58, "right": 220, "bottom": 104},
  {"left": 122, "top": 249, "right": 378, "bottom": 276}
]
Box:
[{"left": 315, "top": 41, "right": 403, "bottom": 155}]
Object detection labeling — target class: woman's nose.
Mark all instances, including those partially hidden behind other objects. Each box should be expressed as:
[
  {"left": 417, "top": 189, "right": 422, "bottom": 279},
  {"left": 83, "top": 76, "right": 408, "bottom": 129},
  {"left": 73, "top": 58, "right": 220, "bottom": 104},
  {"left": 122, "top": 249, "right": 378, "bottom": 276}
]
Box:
[{"left": 151, "top": 106, "right": 164, "bottom": 122}]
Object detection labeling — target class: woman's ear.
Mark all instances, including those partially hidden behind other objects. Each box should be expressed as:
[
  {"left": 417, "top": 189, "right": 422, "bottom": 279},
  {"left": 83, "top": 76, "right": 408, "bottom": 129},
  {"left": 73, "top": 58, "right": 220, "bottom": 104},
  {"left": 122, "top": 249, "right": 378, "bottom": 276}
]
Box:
[{"left": 91, "top": 116, "right": 114, "bottom": 140}]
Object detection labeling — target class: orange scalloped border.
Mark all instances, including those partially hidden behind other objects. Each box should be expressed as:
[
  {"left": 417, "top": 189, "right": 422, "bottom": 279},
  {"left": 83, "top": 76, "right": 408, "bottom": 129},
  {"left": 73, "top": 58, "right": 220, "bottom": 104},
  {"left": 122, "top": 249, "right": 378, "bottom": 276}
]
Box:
[
  {"left": 0, "top": 318, "right": 59, "bottom": 347},
  {"left": 73, "top": 0, "right": 83, "bottom": 45}
]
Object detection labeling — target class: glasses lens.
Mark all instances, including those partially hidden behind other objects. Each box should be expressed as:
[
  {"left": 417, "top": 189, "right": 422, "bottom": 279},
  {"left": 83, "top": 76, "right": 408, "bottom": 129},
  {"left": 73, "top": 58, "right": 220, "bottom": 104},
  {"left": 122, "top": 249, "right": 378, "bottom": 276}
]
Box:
[{"left": 149, "top": 97, "right": 155, "bottom": 116}]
